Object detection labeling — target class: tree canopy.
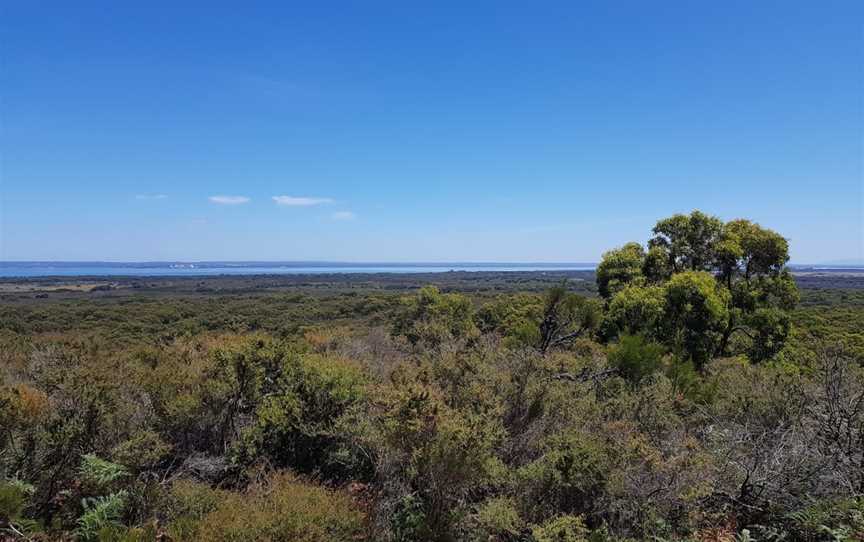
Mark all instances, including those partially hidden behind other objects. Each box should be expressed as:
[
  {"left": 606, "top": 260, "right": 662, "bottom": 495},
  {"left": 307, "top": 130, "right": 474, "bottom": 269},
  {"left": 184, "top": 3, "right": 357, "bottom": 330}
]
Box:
[{"left": 597, "top": 210, "right": 798, "bottom": 364}]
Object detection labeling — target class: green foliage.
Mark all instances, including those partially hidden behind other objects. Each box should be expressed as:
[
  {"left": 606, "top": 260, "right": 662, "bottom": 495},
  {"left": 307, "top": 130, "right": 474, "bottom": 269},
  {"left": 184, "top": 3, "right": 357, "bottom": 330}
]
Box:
[
  {"left": 0, "top": 220, "right": 861, "bottom": 541},
  {"left": 79, "top": 454, "right": 129, "bottom": 488},
  {"left": 598, "top": 211, "right": 799, "bottom": 365},
  {"left": 238, "top": 352, "right": 371, "bottom": 482},
  {"left": 530, "top": 514, "right": 589, "bottom": 542},
  {"left": 110, "top": 430, "right": 172, "bottom": 470},
  {"left": 203, "top": 338, "right": 273, "bottom": 451},
  {"left": 788, "top": 293, "right": 864, "bottom": 360},
  {"left": 744, "top": 307, "right": 791, "bottom": 362},
  {"left": 99, "top": 522, "right": 159, "bottom": 542},
  {"left": 596, "top": 242, "right": 645, "bottom": 299},
  {"left": 74, "top": 455, "right": 134, "bottom": 541},
  {"left": 0, "top": 479, "right": 32, "bottom": 524},
  {"left": 377, "top": 369, "right": 504, "bottom": 540},
  {"left": 608, "top": 335, "right": 665, "bottom": 386},
  {"left": 643, "top": 245, "right": 673, "bottom": 284},
  {"left": 747, "top": 498, "right": 864, "bottom": 541},
  {"left": 663, "top": 271, "right": 730, "bottom": 366},
  {"left": 75, "top": 490, "right": 128, "bottom": 542},
  {"left": 519, "top": 431, "right": 610, "bottom": 521},
  {"left": 601, "top": 285, "right": 665, "bottom": 340},
  {"left": 163, "top": 480, "right": 227, "bottom": 540},
  {"left": 650, "top": 210, "right": 723, "bottom": 273},
  {"left": 392, "top": 286, "right": 480, "bottom": 348},
  {"left": 174, "top": 473, "right": 364, "bottom": 542},
  {"left": 667, "top": 360, "right": 703, "bottom": 401},
  {"left": 390, "top": 495, "right": 429, "bottom": 542},
  {"left": 716, "top": 219, "right": 789, "bottom": 282},
  {"left": 538, "top": 284, "right": 602, "bottom": 352},
  {"left": 476, "top": 293, "right": 544, "bottom": 347},
  {"left": 467, "top": 496, "right": 524, "bottom": 541}
]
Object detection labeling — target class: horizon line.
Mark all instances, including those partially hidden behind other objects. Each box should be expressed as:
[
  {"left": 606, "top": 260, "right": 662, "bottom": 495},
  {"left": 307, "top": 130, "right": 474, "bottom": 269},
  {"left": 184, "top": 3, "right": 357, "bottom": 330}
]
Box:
[
  {"left": 0, "top": 260, "right": 598, "bottom": 266},
  {"left": 1, "top": 260, "right": 862, "bottom": 268}
]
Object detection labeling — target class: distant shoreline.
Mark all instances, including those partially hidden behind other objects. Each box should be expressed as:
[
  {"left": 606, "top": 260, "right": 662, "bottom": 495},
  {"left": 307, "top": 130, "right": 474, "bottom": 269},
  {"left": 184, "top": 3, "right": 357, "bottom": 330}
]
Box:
[
  {"left": 0, "top": 261, "right": 597, "bottom": 268},
  {"left": 0, "top": 261, "right": 861, "bottom": 279},
  {"left": 0, "top": 263, "right": 597, "bottom": 279}
]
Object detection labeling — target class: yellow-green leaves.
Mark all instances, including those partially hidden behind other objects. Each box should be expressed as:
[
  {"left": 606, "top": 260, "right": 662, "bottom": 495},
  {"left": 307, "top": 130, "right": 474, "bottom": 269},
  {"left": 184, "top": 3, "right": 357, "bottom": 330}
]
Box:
[
  {"left": 596, "top": 242, "right": 645, "bottom": 299},
  {"left": 598, "top": 211, "right": 798, "bottom": 364},
  {"left": 392, "top": 286, "right": 480, "bottom": 348}
]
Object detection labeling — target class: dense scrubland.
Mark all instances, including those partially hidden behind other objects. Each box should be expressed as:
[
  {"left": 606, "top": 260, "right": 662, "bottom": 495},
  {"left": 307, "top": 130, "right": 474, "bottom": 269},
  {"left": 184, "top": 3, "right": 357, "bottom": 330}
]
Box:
[{"left": 1, "top": 213, "right": 863, "bottom": 541}]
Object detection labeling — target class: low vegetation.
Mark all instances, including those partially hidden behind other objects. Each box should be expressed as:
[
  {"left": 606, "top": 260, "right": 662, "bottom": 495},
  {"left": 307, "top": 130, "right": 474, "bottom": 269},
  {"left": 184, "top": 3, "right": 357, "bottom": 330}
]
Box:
[{"left": 1, "top": 212, "right": 862, "bottom": 541}]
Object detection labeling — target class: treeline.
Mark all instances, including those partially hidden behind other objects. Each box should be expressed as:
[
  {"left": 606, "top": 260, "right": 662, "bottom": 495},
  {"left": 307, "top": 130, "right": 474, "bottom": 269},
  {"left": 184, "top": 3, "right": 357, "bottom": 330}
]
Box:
[{"left": 1, "top": 212, "right": 862, "bottom": 541}]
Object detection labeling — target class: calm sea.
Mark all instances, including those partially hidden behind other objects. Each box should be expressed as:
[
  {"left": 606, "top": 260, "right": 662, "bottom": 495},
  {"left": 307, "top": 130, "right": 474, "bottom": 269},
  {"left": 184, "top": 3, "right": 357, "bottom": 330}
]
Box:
[{"left": 0, "top": 262, "right": 596, "bottom": 278}]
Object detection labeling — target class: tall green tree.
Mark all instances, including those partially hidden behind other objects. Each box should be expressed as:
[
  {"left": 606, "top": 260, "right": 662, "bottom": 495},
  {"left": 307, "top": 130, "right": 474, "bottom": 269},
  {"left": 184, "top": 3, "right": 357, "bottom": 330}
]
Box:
[
  {"left": 649, "top": 210, "right": 723, "bottom": 273},
  {"left": 662, "top": 271, "right": 730, "bottom": 366},
  {"left": 714, "top": 219, "right": 798, "bottom": 359},
  {"left": 597, "top": 211, "right": 798, "bottom": 364},
  {"left": 595, "top": 242, "right": 645, "bottom": 299},
  {"left": 600, "top": 284, "right": 664, "bottom": 340}
]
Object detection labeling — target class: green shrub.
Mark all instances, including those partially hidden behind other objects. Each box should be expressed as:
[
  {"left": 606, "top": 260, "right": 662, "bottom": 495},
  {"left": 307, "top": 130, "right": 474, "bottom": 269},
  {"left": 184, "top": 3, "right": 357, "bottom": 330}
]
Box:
[
  {"left": 75, "top": 490, "right": 128, "bottom": 542},
  {"left": 476, "top": 294, "right": 543, "bottom": 347},
  {"left": 392, "top": 286, "right": 479, "bottom": 348},
  {"left": 163, "top": 480, "right": 230, "bottom": 540},
  {"left": 607, "top": 334, "right": 664, "bottom": 386},
  {"left": 467, "top": 496, "right": 524, "bottom": 541},
  {"left": 110, "top": 430, "right": 172, "bottom": 470},
  {"left": 537, "top": 285, "right": 602, "bottom": 353},
  {"left": 237, "top": 353, "right": 371, "bottom": 482},
  {"left": 377, "top": 374, "right": 504, "bottom": 540},
  {"left": 519, "top": 432, "right": 610, "bottom": 522},
  {"left": 530, "top": 514, "right": 589, "bottom": 542},
  {"left": 188, "top": 473, "right": 364, "bottom": 542},
  {"left": 0, "top": 479, "right": 33, "bottom": 525},
  {"left": 390, "top": 494, "right": 429, "bottom": 542},
  {"left": 79, "top": 454, "right": 129, "bottom": 488},
  {"left": 601, "top": 285, "right": 665, "bottom": 340},
  {"left": 666, "top": 358, "right": 708, "bottom": 403}
]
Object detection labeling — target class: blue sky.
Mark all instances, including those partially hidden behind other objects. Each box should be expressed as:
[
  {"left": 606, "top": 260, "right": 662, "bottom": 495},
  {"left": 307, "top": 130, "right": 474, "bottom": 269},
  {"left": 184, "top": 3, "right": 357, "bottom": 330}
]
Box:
[{"left": 1, "top": 1, "right": 861, "bottom": 263}]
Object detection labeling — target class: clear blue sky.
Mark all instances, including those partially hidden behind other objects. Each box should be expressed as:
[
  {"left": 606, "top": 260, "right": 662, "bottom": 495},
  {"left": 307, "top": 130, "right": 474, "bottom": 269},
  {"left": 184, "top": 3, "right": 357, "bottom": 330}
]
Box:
[{"left": 1, "top": 1, "right": 862, "bottom": 263}]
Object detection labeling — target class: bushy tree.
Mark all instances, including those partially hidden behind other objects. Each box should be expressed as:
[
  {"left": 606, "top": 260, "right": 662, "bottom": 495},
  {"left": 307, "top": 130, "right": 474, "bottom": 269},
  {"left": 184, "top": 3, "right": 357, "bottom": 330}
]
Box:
[
  {"left": 662, "top": 271, "right": 730, "bottom": 367},
  {"left": 596, "top": 242, "right": 645, "bottom": 299},
  {"left": 600, "top": 285, "right": 664, "bottom": 340},
  {"left": 716, "top": 219, "right": 798, "bottom": 359},
  {"left": 649, "top": 210, "right": 723, "bottom": 272},
  {"left": 597, "top": 211, "right": 798, "bottom": 364}
]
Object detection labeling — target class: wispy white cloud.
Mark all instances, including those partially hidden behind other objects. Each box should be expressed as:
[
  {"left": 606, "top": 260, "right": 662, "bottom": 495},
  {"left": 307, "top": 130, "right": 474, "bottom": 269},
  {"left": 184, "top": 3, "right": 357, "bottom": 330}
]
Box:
[
  {"left": 135, "top": 194, "right": 167, "bottom": 200},
  {"left": 332, "top": 211, "right": 356, "bottom": 221},
  {"left": 272, "top": 195, "right": 333, "bottom": 206},
  {"left": 209, "top": 195, "right": 250, "bottom": 205}
]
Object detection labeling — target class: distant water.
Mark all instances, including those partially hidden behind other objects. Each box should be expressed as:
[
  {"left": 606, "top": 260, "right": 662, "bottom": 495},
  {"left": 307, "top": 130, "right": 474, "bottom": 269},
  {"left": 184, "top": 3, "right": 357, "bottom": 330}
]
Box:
[
  {"left": 3, "top": 262, "right": 859, "bottom": 278},
  {"left": 0, "top": 262, "right": 596, "bottom": 278}
]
